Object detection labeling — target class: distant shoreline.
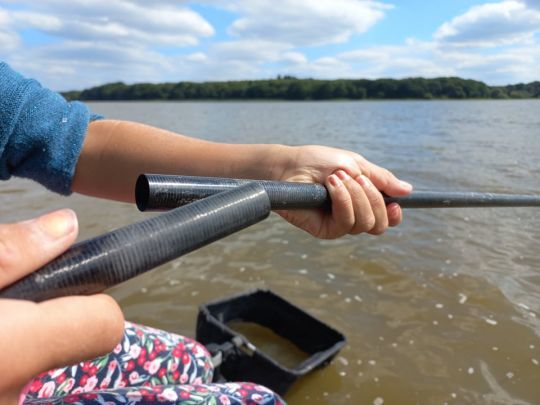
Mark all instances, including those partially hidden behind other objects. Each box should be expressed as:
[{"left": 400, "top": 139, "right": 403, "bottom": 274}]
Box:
[{"left": 63, "top": 76, "right": 540, "bottom": 101}]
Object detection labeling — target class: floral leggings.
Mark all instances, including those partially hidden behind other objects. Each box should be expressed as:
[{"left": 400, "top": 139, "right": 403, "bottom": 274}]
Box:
[{"left": 22, "top": 322, "right": 284, "bottom": 404}]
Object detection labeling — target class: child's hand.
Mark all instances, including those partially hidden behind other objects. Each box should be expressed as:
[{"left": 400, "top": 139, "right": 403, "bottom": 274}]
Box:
[
  {"left": 276, "top": 145, "right": 412, "bottom": 239},
  {"left": 0, "top": 210, "right": 124, "bottom": 404}
]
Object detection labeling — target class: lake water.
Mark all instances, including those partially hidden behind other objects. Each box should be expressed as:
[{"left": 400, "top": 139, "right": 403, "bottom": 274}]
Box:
[{"left": 3, "top": 100, "right": 539, "bottom": 404}]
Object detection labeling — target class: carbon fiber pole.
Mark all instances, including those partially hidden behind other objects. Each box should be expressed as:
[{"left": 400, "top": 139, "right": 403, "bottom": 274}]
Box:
[
  {"left": 0, "top": 183, "right": 271, "bottom": 302},
  {"left": 136, "top": 174, "right": 328, "bottom": 211},
  {"left": 136, "top": 174, "right": 540, "bottom": 211}
]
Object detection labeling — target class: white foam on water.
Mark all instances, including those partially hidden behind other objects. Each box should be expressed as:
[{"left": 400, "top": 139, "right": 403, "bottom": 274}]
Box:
[
  {"left": 337, "top": 356, "right": 349, "bottom": 366},
  {"left": 373, "top": 396, "right": 384, "bottom": 405}
]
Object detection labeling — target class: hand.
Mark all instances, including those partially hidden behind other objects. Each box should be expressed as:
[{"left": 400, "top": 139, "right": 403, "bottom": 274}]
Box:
[
  {"left": 0, "top": 210, "right": 124, "bottom": 404},
  {"left": 275, "top": 145, "right": 412, "bottom": 239}
]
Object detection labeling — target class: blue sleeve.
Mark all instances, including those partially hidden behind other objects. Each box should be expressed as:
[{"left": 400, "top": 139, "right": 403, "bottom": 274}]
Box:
[{"left": 0, "top": 61, "right": 103, "bottom": 195}]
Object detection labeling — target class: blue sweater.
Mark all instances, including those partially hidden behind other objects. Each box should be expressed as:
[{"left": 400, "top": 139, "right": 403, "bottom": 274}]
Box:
[{"left": 0, "top": 62, "right": 101, "bottom": 195}]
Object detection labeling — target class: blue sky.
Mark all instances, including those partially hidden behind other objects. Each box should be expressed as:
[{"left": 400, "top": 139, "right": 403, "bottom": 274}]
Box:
[{"left": 1, "top": 0, "right": 539, "bottom": 91}]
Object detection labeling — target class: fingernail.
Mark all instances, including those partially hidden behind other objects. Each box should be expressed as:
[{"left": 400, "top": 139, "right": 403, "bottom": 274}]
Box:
[
  {"left": 328, "top": 174, "right": 342, "bottom": 188},
  {"left": 387, "top": 202, "right": 400, "bottom": 214},
  {"left": 36, "top": 209, "right": 77, "bottom": 239},
  {"left": 336, "top": 170, "right": 350, "bottom": 181},
  {"left": 399, "top": 180, "right": 413, "bottom": 191}
]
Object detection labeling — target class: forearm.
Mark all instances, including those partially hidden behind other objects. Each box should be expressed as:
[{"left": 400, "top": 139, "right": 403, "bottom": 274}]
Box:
[{"left": 72, "top": 120, "right": 294, "bottom": 202}]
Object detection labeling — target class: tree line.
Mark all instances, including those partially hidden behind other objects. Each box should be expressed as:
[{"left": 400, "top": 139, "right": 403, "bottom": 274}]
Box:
[{"left": 62, "top": 76, "right": 540, "bottom": 101}]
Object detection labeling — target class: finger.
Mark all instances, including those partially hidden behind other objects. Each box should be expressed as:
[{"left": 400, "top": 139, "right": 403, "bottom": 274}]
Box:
[
  {"left": 1, "top": 294, "right": 124, "bottom": 388},
  {"left": 387, "top": 202, "right": 403, "bottom": 227},
  {"left": 356, "top": 174, "right": 388, "bottom": 235},
  {"left": 356, "top": 158, "right": 412, "bottom": 197},
  {"left": 0, "top": 209, "right": 78, "bottom": 288},
  {"left": 324, "top": 173, "right": 355, "bottom": 239},
  {"left": 335, "top": 170, "right": 374, "bottom": 235}
]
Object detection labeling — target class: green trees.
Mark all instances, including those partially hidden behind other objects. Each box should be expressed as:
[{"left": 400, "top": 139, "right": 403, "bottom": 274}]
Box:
[{"left": 63, "top": 77, "right": 539, "bottom": 101}]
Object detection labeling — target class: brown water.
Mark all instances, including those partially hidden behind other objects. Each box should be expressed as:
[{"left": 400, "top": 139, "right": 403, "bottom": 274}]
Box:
[
  {"left": 227, "top": 321, "right": 311, "bottom": 370},
  {"left": 2, "top": 100, "right": 539, "bottom": 404}
]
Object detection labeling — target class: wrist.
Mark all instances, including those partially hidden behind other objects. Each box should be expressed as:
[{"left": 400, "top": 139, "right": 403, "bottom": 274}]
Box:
[
  {"left": 223, "top": 143, "right": 295, "bottom": 181},
  {"left": 262, "top": 144, "right": 297, "bottom": 181}
]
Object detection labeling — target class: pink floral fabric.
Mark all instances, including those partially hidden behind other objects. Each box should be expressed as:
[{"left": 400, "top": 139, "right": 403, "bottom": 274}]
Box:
[{"left": 22, "top": 322, "right": 284, "bottom": 405}]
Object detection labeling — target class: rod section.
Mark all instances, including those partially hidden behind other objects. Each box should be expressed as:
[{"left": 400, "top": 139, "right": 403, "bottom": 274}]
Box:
[
  {"left": 136, "top": 174, "right": 540, "bottom": 211},
  {"left": 0, "top": 183, "right": 271, "bottom": 302},
  {"left": 136, "top": 174, "right": 328, "bottom": 211}
]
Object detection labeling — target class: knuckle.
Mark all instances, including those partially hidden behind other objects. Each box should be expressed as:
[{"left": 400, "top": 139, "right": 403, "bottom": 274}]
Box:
[
  {"left": 357, "top": 214, "right": 376, "bottom": 233},
  {"left": 369, "top": 225, "right": 386, "bottom": 236},
  {"left": 333, "top": 189, "right": 351, "bottom": 206},
  {"left": 369, "top": 214, "right": 389, "bottom": 235},
  {"left": 382, "top": 168, "right": 393, "bottom": 178}
]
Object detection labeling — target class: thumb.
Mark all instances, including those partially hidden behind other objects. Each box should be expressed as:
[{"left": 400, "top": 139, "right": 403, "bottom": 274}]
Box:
[
  {"left": 0, "top": 209, "right": 78, "bottom": 288},
  {"left": 361, "top": 161, "right": 412, "bottom": 197}
]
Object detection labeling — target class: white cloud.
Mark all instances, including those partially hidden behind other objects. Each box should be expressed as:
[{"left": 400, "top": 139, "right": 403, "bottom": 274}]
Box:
[
  {"left": 6, "top": 41, "right": 174, "bottom": 90},
  {"left": 425, "top": 0, "right": 540, "bottom": 83},
  {"left": 2, "top": 0, "right": 539, "bottom": 89},
  {"left": 161, "top": 40, "right": 299, "bottom": 82},
  {"left": 434, "top": 1, "right": 540, "bottom": 47},
  {"left": 281, "top": 51, "right": 308, "bottom": 65},
  {"left": 520, "top": 0, "right": 540, "bottom": 9},
  {"left": 225, "top": 0, "right": 391, "bottom": 46},
  {"left": 439, "top": 45, "right": 540, "bottom": 84},
  {"left": 185, "top": 52, "right": 208, "bottom": 62},
  {"left": 335, "top": 40, "right": 455, "bottom": 79},
  {"left": 0, "top": 6, "right": 20, "bottom": 53},
  {"left": 0, "top": 0, "right": 216, "bottom": 89},
  {"left": 7, "top": 1, "right": 214, "bottom": 47},
  {"left": 211, "top": 40, "right": 293, "bottom": 62}
]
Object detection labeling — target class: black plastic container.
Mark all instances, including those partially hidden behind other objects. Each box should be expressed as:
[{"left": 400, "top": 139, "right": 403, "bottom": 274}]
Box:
[{"left": 196, "top": 289, "right": 346, "bottom": 396}]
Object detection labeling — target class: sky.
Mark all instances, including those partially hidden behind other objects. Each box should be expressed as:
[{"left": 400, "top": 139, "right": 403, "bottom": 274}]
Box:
[{"left": 1, "top": 0, "right": 539, "bottom": 91}]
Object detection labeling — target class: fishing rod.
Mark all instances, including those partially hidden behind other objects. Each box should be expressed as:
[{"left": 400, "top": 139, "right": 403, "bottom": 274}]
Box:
[
  {"left": 136, "top": 174, "right": 540, "bottom": 211},
  {"left": 0, "top": 184, "right": 270, "bottom": 302}
]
